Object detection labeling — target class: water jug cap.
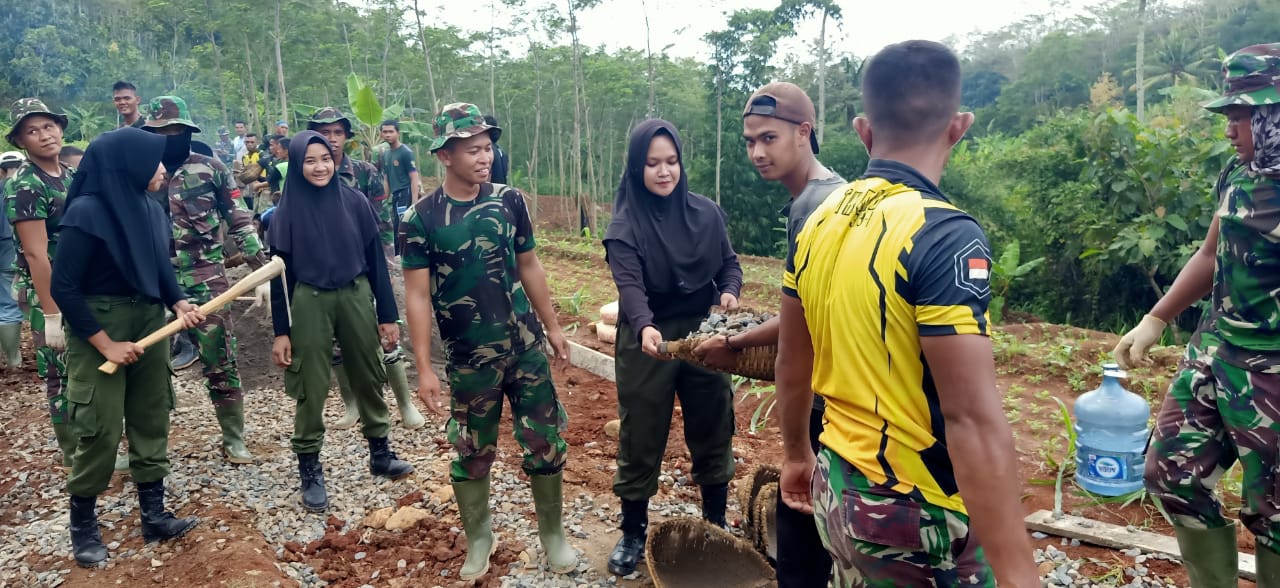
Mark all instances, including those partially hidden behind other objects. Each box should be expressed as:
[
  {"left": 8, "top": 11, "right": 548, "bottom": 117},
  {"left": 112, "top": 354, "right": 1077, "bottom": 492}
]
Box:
[{"left": 1102, "top": 362, "right": 1128, "bottom": 379}]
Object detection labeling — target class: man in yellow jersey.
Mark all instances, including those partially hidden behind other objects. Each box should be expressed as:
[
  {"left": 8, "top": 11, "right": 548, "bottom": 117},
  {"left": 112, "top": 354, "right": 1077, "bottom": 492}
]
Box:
[{"left": 775, "top": 40, "right": 1040, "bottom": 587}]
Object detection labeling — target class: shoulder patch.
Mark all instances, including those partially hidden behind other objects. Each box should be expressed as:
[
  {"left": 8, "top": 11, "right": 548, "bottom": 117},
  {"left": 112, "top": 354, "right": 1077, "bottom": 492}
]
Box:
[{"left": 952, "top": 239, "right": 991, "bottom": 297}]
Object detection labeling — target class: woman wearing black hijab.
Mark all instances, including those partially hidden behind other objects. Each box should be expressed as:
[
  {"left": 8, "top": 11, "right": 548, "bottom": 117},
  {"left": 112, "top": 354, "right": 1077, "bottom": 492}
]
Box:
[
  {"left": 50, "top": 127, "right": 205, "bottom": 567},
  {"left": 603, "top": 119, "right": 743, "bottom": 575},
  {"left": 267, "top": 131, "right": 412, "bottom": 513}
]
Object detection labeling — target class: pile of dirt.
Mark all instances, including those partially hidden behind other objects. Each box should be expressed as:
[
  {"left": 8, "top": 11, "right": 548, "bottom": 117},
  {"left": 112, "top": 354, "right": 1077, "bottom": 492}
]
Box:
[{"left": 283, "top": 513, "right": 521, "bottom": 588}]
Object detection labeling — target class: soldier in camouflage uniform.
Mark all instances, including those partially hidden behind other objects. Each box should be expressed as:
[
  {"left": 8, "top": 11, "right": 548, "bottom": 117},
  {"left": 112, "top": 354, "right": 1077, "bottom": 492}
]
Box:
[
  {"left": 143, "top": 96, "right": 270, "bottom": 464},
  {"left": 400, "top": 103, "right": 575, "bottom": 580},
  {"left": 305, "top": 107, "right": 424, "bottom": 431},
  {"left": 1116, "top": 44, "right": 1280, "bottom": 588},
  {"left": 3, "top": 98, "right": 77, "bottom": 467}
]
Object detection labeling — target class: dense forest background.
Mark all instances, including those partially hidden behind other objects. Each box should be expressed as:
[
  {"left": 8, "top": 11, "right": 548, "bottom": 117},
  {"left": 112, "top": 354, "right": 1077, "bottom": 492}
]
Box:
[{"left": 2, "top": 0, "right": 1279, "bottom": 333}]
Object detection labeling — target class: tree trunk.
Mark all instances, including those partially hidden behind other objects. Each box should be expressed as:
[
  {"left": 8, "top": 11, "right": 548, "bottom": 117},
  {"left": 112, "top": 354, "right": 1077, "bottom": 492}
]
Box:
[
  {"left": 489, "top": 0, "right": 499, "bottom": 114},
  {"left": 642, "top": 0, "right": 656, "bottom": 117},
  {"left": 273, "top": 0, "right": 289, "bottom": 124},
  {"left": 413, "top": 0, "right": 440, "bottom": 112},
  {"left": 714, "top": 68, "right": 723, "bottom": 206},
  {"left": 585, "top": 103, "right": 599, "bottom": 234},
  {"left": 1136, "top": 0, "right": 1147, "bottom": 121},
  {"left": 816, "top": 9, "right": 828, "bottom": 145},
  {"left": 204, "top": 0, "right": 229, "bottom": 129},
  {"left": 242, "top": 34, "right": 260, "bottom": 131},
  {"left": 531, "top": 49, "right": 542, "bottom": 221},
  {"left": 567, "top": 0, "right": 586, "bottom": 232},
  {"left": 342, "top": 22, "right": 355, "bottom": 73}
]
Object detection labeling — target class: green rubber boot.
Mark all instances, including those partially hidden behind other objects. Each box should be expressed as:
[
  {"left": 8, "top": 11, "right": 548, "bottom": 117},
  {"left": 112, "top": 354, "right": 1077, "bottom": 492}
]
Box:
[
  {"left": 531, "top": 473, "right": 578, "bottom": 573},
  {"left": 1173, "top": 522, "right": 1238, "bottom": 588},
  {"left": 385, "top": 359, "right": 424, "bottom": 430},
  {"left": 1258, "top": 542, "right": 1280, "bottom": 588},
  {"left": 331, "top": 363, "right": 359, "bottom": 429},
  {"left": 52, "top": 421, "right": 76, "bottom": 469},
  {"left": 0, "top": 323, "right": 21, "bottom": 369},
  {"left": 215, "top": 403, "right": 254, "bottom": 464},
  {"left": 453, "top": 477, "right": 496, "bottom": 581}
]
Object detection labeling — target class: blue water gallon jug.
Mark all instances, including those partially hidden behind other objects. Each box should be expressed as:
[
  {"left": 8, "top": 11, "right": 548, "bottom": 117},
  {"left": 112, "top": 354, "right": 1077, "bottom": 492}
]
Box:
[{"left": 1073, "top": 363, "right": 1150, "bottom": 496}]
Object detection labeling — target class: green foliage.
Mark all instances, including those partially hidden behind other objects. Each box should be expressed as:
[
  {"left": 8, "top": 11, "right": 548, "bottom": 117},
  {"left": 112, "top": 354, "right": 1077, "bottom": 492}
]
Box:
[{"left": 990, "top": 240, "right": 1044, "bottom": 323}]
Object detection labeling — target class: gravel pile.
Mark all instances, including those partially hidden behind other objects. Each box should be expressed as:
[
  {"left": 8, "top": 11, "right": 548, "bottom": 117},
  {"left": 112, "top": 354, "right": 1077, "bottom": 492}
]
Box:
[
  {"left": 696, "top": 311, "right": 775, "bottom": 337},
  {"left": 0, "top": 362, "right": 1197, "bottom": 587}
]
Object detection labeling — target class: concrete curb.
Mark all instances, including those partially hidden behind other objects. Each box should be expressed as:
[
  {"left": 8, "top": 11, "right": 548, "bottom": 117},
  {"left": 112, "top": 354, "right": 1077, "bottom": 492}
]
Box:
[{"left": 568, "top": 341, "right": 615, "bottom": 382}]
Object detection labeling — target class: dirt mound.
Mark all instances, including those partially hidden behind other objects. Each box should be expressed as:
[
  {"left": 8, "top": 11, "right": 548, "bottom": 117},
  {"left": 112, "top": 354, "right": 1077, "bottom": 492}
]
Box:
[{"left": 284, "top": 512, "right": 521, "bottom": 588}]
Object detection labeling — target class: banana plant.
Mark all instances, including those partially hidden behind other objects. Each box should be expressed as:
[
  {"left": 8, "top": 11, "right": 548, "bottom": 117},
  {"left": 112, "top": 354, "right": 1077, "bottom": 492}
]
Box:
[
  {"left": 346, "top": 73, "right": 403, "bottom": 160},
  {"left": 990, "top": 239, "right": 1044, "bottom": 324}
]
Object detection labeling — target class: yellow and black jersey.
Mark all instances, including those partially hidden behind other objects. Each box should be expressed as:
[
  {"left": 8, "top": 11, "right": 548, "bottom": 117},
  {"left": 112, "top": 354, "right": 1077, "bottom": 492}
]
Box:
[{"left": 783, "top": 159, "right": 992, "bottom": 513}]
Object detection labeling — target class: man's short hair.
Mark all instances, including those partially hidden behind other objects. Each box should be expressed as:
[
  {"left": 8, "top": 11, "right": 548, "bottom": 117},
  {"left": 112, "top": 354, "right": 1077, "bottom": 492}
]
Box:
[
  {"left": 278, "top": 137, "right": 291, "bottom": 152},
  {"left": 59, "top": 145, "right": 84, "bottom": 160},
  {"left": 234, "top": 120, "right": 247, "bottom": 126},
  {"left": 483, "top": 115, "right": 498, "bottom": 127},
  {"left": 380, "top": 119, "right": 399, "bottom": 130},
  {"left": 246, "top": 132, "right": 259, "bottom": 139},
  {"left": 861, "top": 40, "right": 962, "bottom": 146},
  {"left": 266, "top": 134, "right": 282, "bottom": 145},
  {"left": 112, "top": 80, "right": 137, "bottom": 94}
]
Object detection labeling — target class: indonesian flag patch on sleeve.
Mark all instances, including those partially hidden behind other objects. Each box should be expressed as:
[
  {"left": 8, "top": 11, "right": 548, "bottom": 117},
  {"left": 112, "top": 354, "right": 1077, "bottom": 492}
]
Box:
[
  {"left": 952, "top": 239, "right": 992, "bottom": 297},
  {"left": 967, "top": 257, "right": 989, "bottom": 280}
]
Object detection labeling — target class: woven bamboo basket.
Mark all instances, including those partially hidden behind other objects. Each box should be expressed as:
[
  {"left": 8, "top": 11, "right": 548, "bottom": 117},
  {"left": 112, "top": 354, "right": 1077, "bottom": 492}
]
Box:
[
  {"left": 736, "top": 464, "right": 780, "bottom": 548},
  {"left": 753, "top": 483, "right": 779, "bottom": 563},
  {"left": 659, "top": 336, "right": 777, "bottom": 381},
  {"left": 645, "top": 518, "right": 776, "bottom": 588}
]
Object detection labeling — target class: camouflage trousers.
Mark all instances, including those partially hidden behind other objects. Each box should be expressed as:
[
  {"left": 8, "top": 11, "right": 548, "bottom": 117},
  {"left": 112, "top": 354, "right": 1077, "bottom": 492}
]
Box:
[
  {"left": 181, "top": 277, "right": 244, "bottom": 408},
  {"left": 812, "top": 447, "right": 994, "bottom": 588},
  {"left": 446, "top": 347, "right": 568, "bottom": 482},
  {"left": 1145, "top": 357, "right": 1280, "bottom": 552},
  {"left": 16, "top": 279, "right": 68, "bottom": 423},
  {"left": 373, "top": 196, "right": 395, "bottom": 261}
]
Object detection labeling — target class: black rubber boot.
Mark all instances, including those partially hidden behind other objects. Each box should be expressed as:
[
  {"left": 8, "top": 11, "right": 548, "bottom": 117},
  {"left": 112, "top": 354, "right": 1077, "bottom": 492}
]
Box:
[
  {"left": 296, "top": 452, "right": 329, "bottom": 512},
  {"left": 69, "top": 495, "right": 108, "bottom": 567},
  {"left": 607, "top": 499, "right": 648, "bottom": 576},
  {"left": 701, "top": 482, "right": 729, "bottom": 528},
  {"left": 137, "top": 480, "right": 199, "bottom": 543},
  {"left": 368, "top": 436, "right": 414, "bottom": 480}
]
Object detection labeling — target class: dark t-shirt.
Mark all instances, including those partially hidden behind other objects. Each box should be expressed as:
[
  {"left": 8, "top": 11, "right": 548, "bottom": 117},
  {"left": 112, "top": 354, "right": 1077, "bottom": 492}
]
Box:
[
  {"left": 399, "top": 182, "right": 543, "bottom": 367},
  {"left": 780, "top": 172, "right": 845, "bottom": 413},
  {"left": 379, "top": 144, "right": 417, "bottom": 193}
]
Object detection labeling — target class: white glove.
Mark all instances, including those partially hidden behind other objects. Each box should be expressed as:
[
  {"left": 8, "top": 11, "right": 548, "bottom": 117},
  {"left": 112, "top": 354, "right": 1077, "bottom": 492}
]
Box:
[
  {"left": 1113, "top": 314, "right": 1166, "bottom": 369},
  {"left": 253, "top": 283, "right": 271, "bottom": 309},
  {"left": 42, "top": 313, "right": 66, "bottom": 351}
]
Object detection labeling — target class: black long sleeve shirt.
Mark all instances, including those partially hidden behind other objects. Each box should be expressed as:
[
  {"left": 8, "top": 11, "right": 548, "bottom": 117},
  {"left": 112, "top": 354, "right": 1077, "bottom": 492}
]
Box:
[
  {"left": 51, "top": 226, "right": 184, "bottom": 339},
  {"left": 269, "top": 236, "right": 398, "bottom": 337},
  {"left": 605, "top": 239, "right": 743, "bottom": 341}
]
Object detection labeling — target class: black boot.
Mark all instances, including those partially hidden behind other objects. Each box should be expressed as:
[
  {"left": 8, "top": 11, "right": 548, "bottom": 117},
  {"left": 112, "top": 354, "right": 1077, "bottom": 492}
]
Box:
[
  {"left": 701, "top": 482, "right": 729, "bottom": 528},
  {"left": 296, "top": 452, "right": 329, "bottom": 512},
  {"left": 137, "top": 480, "right": 199, "bottom": 543},
  {"left": 607, "top": 499, "right": 648, "bottom": 576},
  {"left": 368, "top": 436, "right": 414, "bottom": 480},
  {"left": 69, "top": 495, "right": 108, "bottom": 567}
]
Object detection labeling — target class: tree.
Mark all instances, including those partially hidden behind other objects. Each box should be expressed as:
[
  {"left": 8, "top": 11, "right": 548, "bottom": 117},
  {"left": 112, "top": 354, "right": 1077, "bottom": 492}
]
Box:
[
  {"left": 1136, "top": 0, "right": 1149, "bottom": 121},
  {"left": 777, "top": 0, "right": 842, "bottom": 144}
]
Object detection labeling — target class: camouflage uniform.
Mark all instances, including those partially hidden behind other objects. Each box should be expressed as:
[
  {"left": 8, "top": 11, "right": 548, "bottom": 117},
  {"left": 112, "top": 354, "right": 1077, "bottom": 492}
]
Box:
[
  {"left": 1144, "top": 46, "right": 1280, "bottom": 573},
  {"left": 213, "top": 131, "right": 235, "bottom": 167},
  {"left": 148, "top": 99, "right": 268, "bottom": 408},
  {"left": 402, "top": 104, "right": 566, "bottom": 481},
  {"left": 145, "top": 96, "right": 266, "bottom": 463},
  {"left": 2, "top": 98, "right": 75, "bottom": 464},
  {"left": 812, "top": 448, "right": 993, "bottom": 587}
]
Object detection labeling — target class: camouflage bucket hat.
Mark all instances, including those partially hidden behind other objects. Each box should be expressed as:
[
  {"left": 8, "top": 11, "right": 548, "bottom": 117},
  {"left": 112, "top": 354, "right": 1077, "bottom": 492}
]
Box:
[
  {"left": 144, "top": 96, "right": 202, "bottom": 133},
  {"left": 430, "top": 103, "right": 501, "bottom": 152},
  {"left": 6, "top": 98, "right": 69, "bottom": 147},
  {"left": 307, "top": 107, "right": 353, "bottom": 136},
  {"left": 1204, "top": 43, "right": 1280, "bottom": 113}
]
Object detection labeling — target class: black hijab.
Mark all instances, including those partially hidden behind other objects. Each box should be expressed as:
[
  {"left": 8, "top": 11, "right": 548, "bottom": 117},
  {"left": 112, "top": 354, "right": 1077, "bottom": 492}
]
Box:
[
  {"left": 267, "top": 131, "right": 378, "bottom": 289},
  {"left": 603, "top": 119, "right": 729, "bottom": 294},
  {"left": 60, "top": 127, "right": 174, "bottom": 300}
]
